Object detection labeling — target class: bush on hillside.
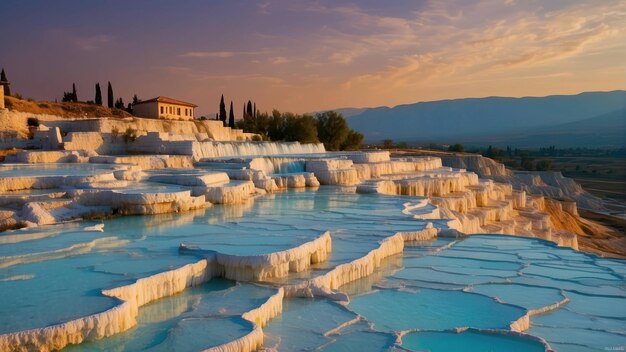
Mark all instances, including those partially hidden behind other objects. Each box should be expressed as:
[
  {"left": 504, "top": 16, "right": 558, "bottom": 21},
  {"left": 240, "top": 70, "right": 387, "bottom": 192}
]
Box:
[{"left": 27, "top": 117, "right": 39, "bottom": 127}]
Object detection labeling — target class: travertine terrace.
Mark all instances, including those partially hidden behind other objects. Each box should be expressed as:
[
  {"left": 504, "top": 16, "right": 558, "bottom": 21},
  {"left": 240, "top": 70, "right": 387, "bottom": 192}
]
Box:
[{"left": 0, "top": 110, "right": 623, "bottom": 352}]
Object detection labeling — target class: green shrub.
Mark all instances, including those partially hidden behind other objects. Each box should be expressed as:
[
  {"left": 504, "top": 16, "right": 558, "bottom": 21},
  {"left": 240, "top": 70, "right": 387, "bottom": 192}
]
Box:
[
  {"left": 27, "top": 117, "right": 39, "bottom": 127},
  {"left": 448, "top": 144, "right": 464, "bottom": 152},
  {"left": 535, "top": 160, "right": 552, "bottom": 171},
  {"left": 123, "top": 127, "right": 137, "bottom": 143},
  {"left": 521, "top": 157, "right": 534, "bottom": 171}
]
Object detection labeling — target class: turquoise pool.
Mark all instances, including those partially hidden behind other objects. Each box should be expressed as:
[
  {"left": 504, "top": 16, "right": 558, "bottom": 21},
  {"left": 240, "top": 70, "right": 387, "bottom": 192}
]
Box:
[{"left": 0, "top": 189, "right": 624, "bottom": 351}]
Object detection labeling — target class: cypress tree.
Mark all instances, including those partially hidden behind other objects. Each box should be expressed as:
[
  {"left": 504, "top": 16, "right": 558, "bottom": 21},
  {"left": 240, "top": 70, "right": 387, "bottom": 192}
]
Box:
[
  {"left": 114, "top": 97, "right": 124, "bottom": 109},
  {"left": 253, "top": 102, "right": 256, "bottom": 119},
  {"left": 0, "top": 68, "right": 10, "bottom": 96},
  {"left": 95, "top": 83, "right": 102, "bottom": 105},
  {"left": 72, "top": 83, "right": 77, "bottom": 102},
  {"left": 228, "top": 101, "right": 235, "bottom": 128},
  {"left": 107, "top": 82, "right": 114, "bottom": 108},
  {"left": 246, "top": 100, "right": 253, "bottom": 118},
  {"left": 219, "top": 94, "right": 227, "bottom": 125}
]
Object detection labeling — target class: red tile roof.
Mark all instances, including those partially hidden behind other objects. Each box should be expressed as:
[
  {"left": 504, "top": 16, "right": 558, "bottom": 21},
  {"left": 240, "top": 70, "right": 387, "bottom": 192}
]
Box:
[{"left": 134, "top": 96, "right": 197, "bottom": 108}]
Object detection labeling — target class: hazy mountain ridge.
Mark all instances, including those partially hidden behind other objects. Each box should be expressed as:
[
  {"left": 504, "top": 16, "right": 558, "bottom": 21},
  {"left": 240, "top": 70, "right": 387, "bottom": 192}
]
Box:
[
  {"left": 462, "top": 108, "right": 626, "bottom": 148},
  {"left": 343, "top": 91, "right": 626, "bottom": 147}
]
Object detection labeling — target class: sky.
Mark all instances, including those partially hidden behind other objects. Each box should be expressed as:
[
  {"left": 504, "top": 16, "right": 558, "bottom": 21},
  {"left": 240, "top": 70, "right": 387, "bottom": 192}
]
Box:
[{"left": 1, "top": 0, "right": 625, "bottom": 116}]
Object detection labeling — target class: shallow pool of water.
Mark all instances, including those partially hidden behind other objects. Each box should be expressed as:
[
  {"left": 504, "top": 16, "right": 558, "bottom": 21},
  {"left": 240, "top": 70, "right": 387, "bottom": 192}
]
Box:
[{"left": 0, "top": 189, "right": 624, "bottom": 351}]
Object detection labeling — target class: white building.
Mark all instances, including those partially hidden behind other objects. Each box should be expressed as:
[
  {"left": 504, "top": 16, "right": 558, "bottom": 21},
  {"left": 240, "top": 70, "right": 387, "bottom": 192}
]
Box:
[{"left": 132, "top": 96, "right": 197, "bottom": 120}]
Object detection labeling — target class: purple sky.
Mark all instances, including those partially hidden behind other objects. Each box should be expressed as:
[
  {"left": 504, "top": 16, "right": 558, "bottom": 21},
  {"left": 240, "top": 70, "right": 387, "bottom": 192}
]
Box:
[{"left": 1, "top": 0, "right": 624, "bottom": 116}]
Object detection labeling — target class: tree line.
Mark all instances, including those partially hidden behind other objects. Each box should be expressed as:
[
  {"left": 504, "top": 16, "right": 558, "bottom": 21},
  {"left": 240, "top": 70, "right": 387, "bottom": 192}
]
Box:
[
  {"left": 209, "top": 94, "right": 362, "bottom": 149},
  {"left": 61, "top": 81, "right": 139, "bottom": 113},
  {"left": 208, "top": 94, "right": 259, "bottom": 129},
  {"left": 236, "top": 109, "right": 363, "bottom": 151},
  {"left": 10, "top": 69, "right": 363, "bottom": 150}
]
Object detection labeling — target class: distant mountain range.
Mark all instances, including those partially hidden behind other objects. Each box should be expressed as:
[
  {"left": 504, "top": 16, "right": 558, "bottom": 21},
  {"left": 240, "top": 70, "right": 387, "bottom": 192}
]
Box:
[{"left": 339, "top": 91, "right": 626, "bottom": 148}]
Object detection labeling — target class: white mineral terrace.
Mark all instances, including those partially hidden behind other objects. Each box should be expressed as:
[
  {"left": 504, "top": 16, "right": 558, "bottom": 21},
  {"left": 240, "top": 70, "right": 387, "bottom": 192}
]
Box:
[{"left": 0, "top": 141, "right": 623, "bottom": 352}]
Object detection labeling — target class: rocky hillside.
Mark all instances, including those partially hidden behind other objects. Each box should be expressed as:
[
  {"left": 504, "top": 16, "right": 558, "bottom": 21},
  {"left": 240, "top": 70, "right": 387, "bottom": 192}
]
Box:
[{"left": 5, "top": 96, "right": 131, "bottom": 118}]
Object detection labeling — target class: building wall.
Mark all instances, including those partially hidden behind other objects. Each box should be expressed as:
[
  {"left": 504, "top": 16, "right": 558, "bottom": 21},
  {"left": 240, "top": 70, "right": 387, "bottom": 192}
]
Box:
[
  {"left": 133, "top": 101, "right": 194, "bottom": 121},
  {"left": 156, "top": 102, "right": 194, "bottom": 121},
  {"left": 132, "top": 102, "right": 158, "bottom": 119}
]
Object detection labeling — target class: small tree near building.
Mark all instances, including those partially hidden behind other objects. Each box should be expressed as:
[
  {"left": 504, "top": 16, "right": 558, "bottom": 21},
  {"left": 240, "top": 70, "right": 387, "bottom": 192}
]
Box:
[
  {"left": 114, "top": 97, "right": 125, "bottom": 109},
  {"left": 107, "top": 82, "right": 114, "bottom": 108},
  {"left": 72, "top": 83, "right": 78, "bottom": 102},
  {"left": 246, "top": 100, "right": 253, "bottom": 118},
  {"left": 219, "top": 94, "right": 227, "bottom": 126},
  {"left": 228, "top": 101, "right": 235, "bottom": 128},
  {"left": 95, "top": 83, "right": 102, "bottom": 105}
]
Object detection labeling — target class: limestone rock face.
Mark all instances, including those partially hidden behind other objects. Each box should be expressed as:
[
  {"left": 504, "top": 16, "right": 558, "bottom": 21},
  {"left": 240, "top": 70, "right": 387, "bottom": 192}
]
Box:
[
  {"left": 0, "top": 171, "right": 119, "bottom": 193},
  {"left": 89, "top": 155, "right": 193, "bottom": 169},
  {"left": 305, "top": 159, "right": 358, "bottom": 185},
  {"left": 345, "top": 150, "right": 390, "bottom": 163},
  {"left": 202, "top": 181, "right": 256, "bottom": 204},
  {"left": 73, "top": 189, "right": 208, "bottom": 215},
  {"left": 127, "top": 133, "right": 324, "bottom": 160},
  {"left": 20, "top": 202, "right": 56, "bottom": 225},
  {"left": 148, "top": 171, "right": 229, "bottom": 187},
  {"left": 63, "top": 132, "right": 115, "bottom": 154},
  {"left": 48, "top": 127, "right": 63, "bottom": 149},
  {"left": 270, "top": 173, "right": 320, "bottom": 189},
  {"left": 437, "top": 154, "right": 605, "bottom": 212},
  {"left": 15, "top": 150, "right": 80, "bottom": 163},
  {"left": 190, "top": 141, "right": 325, "bottom": 160},
  {"left": 440, "top": 154, "right": 510, "bottom": 177}
]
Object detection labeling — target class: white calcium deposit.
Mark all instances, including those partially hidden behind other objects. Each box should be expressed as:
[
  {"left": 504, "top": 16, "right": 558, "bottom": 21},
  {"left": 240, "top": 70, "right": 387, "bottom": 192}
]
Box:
[
  {"left": 2, "top": 134, "right": 613, "bottom": 351},
  {"left": 0, "top": 231, "right": 331, "bottom": 351}
]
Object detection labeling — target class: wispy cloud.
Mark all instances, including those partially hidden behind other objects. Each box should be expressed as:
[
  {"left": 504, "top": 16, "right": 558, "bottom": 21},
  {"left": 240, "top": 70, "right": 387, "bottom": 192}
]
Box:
[
  {"left": 50, "top": 30, "right": 114, "bottom": 51},
  {"left": 26, "top": 0, "right": 625, "bottom": 113},
  {"left": 156, "top": 65, "right": 193, "bottom": 73},
  {"left": 327, "top": 0, "right": 626, "bottom": 92},
  {"left": 180, "top": 50, "right": 268, "bottom": 58},
  {"left": 492, "top": 23, "right": 616, "bottom": 69},
  {"left": 270, "top": 56, "right": 289, "bottom": 64},
  {"left": 258, "top": 2, "right": 271, "bottom": 15},
  {"left": 186, "top": 72, "right": 287, "bottom": 86},
  {"left": 75, "top": 34, "right": 113, "bottom": 50}
]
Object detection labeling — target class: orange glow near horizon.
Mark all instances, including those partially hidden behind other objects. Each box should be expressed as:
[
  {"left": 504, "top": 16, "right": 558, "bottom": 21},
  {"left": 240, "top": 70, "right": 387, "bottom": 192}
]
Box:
[{"left": 1, "top": 0, "right": 625, "bottom": 115}]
